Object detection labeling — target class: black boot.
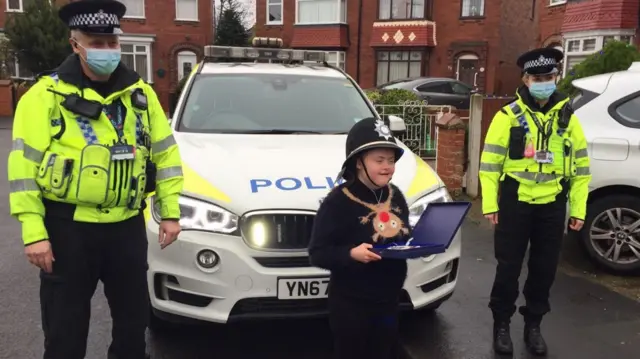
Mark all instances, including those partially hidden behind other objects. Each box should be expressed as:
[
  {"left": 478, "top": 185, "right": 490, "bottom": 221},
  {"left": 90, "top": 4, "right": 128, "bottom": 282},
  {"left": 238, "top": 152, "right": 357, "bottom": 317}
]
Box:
[
  {"left": 493, "top": 321, "right": 513, "bottom": 355},
  {"left": 524, "top": 323, "right": 548, "bottom": 356}
]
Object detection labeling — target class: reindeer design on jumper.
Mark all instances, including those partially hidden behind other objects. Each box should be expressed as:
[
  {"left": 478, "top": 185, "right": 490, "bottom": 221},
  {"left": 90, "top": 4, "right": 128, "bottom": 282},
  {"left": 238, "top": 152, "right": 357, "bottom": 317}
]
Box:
[{"left": 342, "top": 185, "right": 410, "bottom": 243}]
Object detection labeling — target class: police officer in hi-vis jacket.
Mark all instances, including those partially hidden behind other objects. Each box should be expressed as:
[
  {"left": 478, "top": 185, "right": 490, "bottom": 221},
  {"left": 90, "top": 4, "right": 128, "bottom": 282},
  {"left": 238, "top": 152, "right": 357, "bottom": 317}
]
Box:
[
  {"left": 479, "top": 47, "right": 591, "bottom": 356},
  {"left": 7, "top": 1, "right": 184, "bottom": 358}
]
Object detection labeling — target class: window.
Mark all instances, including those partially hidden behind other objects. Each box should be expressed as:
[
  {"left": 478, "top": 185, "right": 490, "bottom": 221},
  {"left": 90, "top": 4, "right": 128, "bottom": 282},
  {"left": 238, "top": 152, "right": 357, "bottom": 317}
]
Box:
[
  {"left": 612, "top": 94, "right": 640, "bottom": 127},
  {"left": 177, "top": 74, "right": 375, "bottom": 133},
  {"left": 461, "top": 0, "right": 484, "bottom": 17},
  {"left": 176, "top": 0, "right": 198, "bottom": 21},
  {"left": 451, "top": 81, "right": 471, "bottom": 95},
  {"left": 121, "top": 0, "right": 145, "bottom": 18},
  {"left": 549, "top": 0, "right": 566, "bottom": 5},
  {"left": 378, "top": 0, "right": 425, "bottom": 20},
  {"left": 6, "top": 0, "right": 24, "bottom": 11},
  {"left": 0, "top": 33, "right": 34, "bottom": 79},
  {"left": 376, "top": 51, "right": 422, "bottom": 86},
  {"left": 120, "top": 41, "right": 153, "bottom": 82},
  {"left": 297, "top": 0, "right": 346, "bottom": 23},
  {"left": 417, "top": 81, "right": 452, "bottom": 93},
  {"left": 326, "top": 51, "right": 346, "bottom": 70},
  {"left": 563, "top": 31, "right": 636, "bottom": 73},
  {"left": 267, "top": 0, "right": 283, "bottom": 24}
]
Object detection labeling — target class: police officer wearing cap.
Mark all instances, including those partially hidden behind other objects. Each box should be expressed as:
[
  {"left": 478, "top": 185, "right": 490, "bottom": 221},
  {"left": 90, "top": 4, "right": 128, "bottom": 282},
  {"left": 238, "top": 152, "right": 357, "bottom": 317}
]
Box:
[
  {"left": 479, "top": 47, "right": 591, "bottom": 356},
  {"left": 308, "top": 117, "right": 412, "bottom": 359},
  {"left": 7, "top": 1, "right": 184, "bottom": 358}
]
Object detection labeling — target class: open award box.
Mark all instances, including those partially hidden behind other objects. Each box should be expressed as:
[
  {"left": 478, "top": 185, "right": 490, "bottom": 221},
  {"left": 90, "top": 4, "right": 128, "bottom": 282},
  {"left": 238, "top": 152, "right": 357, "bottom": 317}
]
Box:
[{"left": 371, "top": 201, "right": 472, "bottom": 260}]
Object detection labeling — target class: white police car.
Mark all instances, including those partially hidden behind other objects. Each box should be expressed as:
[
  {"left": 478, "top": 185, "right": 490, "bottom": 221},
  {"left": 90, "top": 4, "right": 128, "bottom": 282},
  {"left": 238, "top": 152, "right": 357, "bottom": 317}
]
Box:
[{"left": 144, "top": 38, "right": 461, "bottom": 328}]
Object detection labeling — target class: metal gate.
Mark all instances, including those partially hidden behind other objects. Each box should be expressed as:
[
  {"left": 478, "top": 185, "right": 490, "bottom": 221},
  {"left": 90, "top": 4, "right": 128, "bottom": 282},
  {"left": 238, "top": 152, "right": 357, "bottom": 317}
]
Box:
[{"left": 373, "top": 104, "right": 455, "bottom": 158}]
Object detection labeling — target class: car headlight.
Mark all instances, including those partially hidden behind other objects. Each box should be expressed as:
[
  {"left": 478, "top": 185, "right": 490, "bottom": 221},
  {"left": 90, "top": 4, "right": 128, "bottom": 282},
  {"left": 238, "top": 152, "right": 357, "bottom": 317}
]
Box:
[
  {"left": 408, "top": 186, "right": 452, "bottom": 227},
  {"left": 151, "top": 195, "right": 239, "bottom": 234}
]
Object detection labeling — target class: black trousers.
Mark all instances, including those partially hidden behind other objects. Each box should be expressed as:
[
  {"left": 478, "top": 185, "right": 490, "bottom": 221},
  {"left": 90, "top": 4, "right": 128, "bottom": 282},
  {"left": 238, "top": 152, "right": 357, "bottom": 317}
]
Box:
[
  {"left": 489, "top": 176, "right": 568, "bottom": 324},
  {"left": 329, "top": 289, "right": 400, "bottom": 359},
  {"left": 40, "top": 212, "right": 149, "bottom": 359}
]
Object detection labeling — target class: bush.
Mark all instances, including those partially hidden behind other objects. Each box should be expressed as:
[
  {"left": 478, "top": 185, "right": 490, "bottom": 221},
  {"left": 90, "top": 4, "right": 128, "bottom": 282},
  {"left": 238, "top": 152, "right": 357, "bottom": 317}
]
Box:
[
  {"left": 558, "top": 40, "right": 640, "bottom": 97},
  {"left": 363, "top": 88, "right": 420, "bottom": 116}
]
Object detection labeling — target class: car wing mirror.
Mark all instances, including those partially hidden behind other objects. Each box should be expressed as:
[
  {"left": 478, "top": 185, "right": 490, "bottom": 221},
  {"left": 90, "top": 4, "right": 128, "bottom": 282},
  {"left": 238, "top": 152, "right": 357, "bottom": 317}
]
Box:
[{"left": 387, "top": 115, "right": 407, "bottom": 134}]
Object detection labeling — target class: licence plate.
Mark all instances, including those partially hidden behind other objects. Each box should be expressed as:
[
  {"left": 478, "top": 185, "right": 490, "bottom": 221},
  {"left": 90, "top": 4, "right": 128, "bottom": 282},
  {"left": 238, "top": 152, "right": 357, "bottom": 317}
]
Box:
[{"left": 277, "top": 277, "right": 329, "bottom": 300}]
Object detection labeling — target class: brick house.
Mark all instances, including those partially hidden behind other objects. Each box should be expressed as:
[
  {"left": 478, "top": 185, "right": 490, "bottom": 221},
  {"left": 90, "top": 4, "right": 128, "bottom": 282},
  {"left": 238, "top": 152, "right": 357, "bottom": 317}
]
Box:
[
  {"left": 536, "top": 0, "right": 640, "bottom": 76},
  {"left": 254, "top": 0, "right": 538, "bottom": 96},
  {"left": 0, "top": 0, "right": 214, "bottom": 112}
]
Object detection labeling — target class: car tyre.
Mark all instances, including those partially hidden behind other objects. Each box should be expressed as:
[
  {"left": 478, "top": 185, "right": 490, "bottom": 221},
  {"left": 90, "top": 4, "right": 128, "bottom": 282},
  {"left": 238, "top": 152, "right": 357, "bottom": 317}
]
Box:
[
  {"left": 148, "top": 307, "right": 178, "bottom": 335},
  {"left": 580, "top": 195, "right": 640, "bottom": 275}
]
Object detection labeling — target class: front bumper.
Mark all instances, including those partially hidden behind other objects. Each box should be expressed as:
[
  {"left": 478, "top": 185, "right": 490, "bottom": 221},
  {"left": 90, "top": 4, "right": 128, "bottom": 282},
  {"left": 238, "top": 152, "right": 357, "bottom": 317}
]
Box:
[{"left": 147, "top": 221, "right": 461, "bottom": 324}]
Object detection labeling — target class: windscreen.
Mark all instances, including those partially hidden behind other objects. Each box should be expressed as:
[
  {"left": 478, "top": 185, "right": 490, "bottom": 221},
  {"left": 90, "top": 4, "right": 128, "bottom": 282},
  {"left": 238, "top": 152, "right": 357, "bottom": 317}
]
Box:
[{"left": 177, "top": 73, "right": 376, "bottom": 133}]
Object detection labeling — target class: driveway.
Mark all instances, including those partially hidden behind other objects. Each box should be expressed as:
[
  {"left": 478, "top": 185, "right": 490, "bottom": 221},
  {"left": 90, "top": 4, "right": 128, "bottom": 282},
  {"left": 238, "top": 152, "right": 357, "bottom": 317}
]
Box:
[{"left": 0, "top": 126, "right": 639, "bottom": 359}]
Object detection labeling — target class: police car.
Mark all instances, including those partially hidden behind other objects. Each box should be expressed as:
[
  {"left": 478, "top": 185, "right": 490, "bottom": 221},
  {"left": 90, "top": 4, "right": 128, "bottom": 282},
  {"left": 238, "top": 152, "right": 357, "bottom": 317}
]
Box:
[
  {"left": 565, "top": 62, "right": 640, "bottom": 275},
  {"left": 144, "top": 38, "right": 461, "bottom": 328}
]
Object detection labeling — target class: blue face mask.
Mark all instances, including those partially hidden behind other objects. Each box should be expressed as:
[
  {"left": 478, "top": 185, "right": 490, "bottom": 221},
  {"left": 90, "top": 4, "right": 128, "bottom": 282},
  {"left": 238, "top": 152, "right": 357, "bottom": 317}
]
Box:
[
  {"left": 78, "top": 43, "right": 121, "bottom": 76},
  {"left": 529, "top": 80, "right": 556, "bottom": 100}
]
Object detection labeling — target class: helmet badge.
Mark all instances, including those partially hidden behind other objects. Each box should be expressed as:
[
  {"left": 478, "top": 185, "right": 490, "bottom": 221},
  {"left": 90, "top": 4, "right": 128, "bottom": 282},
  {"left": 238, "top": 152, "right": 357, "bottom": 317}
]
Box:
[{"left": 374, "top": 119, "right": 392, "bottom": 140}]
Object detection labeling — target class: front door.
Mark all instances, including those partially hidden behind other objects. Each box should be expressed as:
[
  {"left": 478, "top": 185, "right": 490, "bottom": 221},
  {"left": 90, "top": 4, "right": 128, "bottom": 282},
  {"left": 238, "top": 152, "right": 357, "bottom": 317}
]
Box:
[
  {"left": 177, "top": 51, "right": 198, "bottom": 81},
  {"left": 458, "top": 58, "right": 478, "bottom": 88}
]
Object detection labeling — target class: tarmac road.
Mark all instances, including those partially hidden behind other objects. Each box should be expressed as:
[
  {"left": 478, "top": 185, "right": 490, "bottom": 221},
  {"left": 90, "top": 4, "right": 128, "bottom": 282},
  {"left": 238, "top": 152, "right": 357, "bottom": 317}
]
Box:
[{"left": 1, "top": 122, "right": 640, "bottom": 359}]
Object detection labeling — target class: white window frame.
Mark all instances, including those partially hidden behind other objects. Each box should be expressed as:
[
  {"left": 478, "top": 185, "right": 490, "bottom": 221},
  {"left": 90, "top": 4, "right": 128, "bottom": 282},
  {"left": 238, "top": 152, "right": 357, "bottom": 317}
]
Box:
[
  {"left": 6, "top": 0, "right": 24, "bottom": 12},
  {"left": 325, "top": 51, "right": 346, "bottom": 70},
  {"left": 122, "top": 0, "right": 146, "bottom": 19},
  {"left": 549, "top": 0, "right": 566, "bottom": 6},
  {"left": 295, "top": 0, "right": 347, "bottom": 24},
  {"left": 175, "top": 0, "right": 199, "bottom": 21},
  {"left": 120, "top": 35, "right": 155, "bottom": 83},
  {"left": 0, "top": 33, "right": 34, "bottom": 80},
  {"left": 460, "top": 0, "right": 485, "bottom": 17},
  {"left": 562, "top": 29, "right": 636, "bottom": 75},
  {"left": 267, "top": 0, "right": 283, "bottom": 25}
]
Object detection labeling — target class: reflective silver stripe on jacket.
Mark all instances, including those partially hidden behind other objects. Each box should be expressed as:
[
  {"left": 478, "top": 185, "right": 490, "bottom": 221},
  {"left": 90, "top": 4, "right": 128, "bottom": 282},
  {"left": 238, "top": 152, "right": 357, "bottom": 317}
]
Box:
[
  {"left": 576, "top": 167, "right": 590, "bottom": 176},
  {"left": 152, "top": 134, "right": 177, "bottom": 154},
  {"left": 483, "top": 144, "right": 508, "bottom": 156},
  {"left": 480, "top": 163, "right": 502, "bottom": 172},
  {"left": 508, "top": 172, "right": 560, "bottom": 183},
  {"left": 575, "top": 148, "right": 588, "bottom": 158},
  {"left": 9, "top": 179, "right": 40, "bottom": 193},
  {"left": 157, "top": 166, "right": 183, "bottom": 180},
  {"left": 12, "top": 139, "right": 44, "bottom": 163}
]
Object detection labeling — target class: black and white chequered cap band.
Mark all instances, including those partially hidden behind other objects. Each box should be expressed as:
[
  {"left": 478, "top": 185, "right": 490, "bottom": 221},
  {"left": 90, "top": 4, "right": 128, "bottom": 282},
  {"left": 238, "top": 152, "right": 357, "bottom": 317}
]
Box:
[
  {"left": 68, "top": 10, "right": 120, "bottom": 28},
  {"left": 523, "top": 55, "right": 557, "bottom": 70}
]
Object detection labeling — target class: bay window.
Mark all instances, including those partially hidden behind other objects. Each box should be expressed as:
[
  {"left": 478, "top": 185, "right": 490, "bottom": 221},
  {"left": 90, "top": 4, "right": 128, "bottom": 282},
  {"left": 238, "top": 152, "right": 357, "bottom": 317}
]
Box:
[
  {"left": 376, "top": 50, "right": 423, "bottom": 86},
  {"left": 563, "top": 30, "right": 636, "bottom": 74},
  {"left": 120, "top": 36, "right": 154, "bottom": 83},
  {"left": 297, "top": 0, "right": 346, "bottom": 24},
  {"left": 326, "top": 51, "right": 345, "bottom": 70},
  {"left": 378, "top": 0, "right": 426, "bottom": 20}
]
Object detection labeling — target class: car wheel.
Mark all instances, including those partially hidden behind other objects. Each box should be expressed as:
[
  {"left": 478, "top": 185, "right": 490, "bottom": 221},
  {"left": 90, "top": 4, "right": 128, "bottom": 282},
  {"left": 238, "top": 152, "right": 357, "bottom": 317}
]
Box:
[
  {"left": 148, "top": 307, "right": 178, "bottom": 334},
  {"left": 580, "top": 195, "right": 640, "bottom": 275}
]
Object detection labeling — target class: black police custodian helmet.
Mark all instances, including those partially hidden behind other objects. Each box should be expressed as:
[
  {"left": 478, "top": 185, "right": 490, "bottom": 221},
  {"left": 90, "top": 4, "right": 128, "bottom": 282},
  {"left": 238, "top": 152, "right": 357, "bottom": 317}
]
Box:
[
  {"left": 517, "top": 47, "right": 564, "bottom": 76},
  {"left": 338, "top": 117, "right": 405, "bottom": 180},
  {"left": 59, "top": 0, "right": 127, "bottom": 35}
]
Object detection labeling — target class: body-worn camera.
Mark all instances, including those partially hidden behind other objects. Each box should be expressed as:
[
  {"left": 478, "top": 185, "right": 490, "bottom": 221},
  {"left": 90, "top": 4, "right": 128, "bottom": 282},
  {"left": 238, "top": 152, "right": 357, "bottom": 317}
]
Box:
[{"left": 47, "top": 88, "right": 103, "bottom": 119}]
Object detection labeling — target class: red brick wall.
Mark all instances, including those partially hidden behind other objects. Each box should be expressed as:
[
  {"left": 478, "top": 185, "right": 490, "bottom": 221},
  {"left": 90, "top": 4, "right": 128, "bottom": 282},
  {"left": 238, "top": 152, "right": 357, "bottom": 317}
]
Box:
[
  {"left": 537, "top": 1, "right": 566, "bottom": 47},
  {"left": 562, "top": 0, "right": 639, "bottom": 33},
  {"left": 0, "top": 0, "right": 212, "bottom": 113},
  {"left": 435, "top": 124, "right": 466, "bottom": 194},
  {"left": 255, "top": 0, "right": 536, "bottom": 94}
]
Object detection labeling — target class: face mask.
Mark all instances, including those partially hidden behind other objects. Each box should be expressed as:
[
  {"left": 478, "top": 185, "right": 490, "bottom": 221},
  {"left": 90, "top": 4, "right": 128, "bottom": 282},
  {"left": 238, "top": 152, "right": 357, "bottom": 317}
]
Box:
[
  {"left": 529, "top": 80, "right": 556, "bottom": 100},
  {"left": 76, "top": 42, "right": 121, "bottom": 76}
]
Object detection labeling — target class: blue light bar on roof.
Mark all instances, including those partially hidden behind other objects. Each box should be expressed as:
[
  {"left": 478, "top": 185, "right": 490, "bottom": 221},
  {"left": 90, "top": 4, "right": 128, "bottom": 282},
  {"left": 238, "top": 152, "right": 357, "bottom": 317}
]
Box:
[{"left": 203, "top": 37, "right": 327, "bottom": 63}]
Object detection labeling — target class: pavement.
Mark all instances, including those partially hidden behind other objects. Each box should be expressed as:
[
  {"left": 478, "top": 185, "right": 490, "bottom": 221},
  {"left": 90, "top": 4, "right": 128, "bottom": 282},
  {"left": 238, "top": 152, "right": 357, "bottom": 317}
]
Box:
[{"left": 1, "top": 124, "right": 640, "bottom": 359}]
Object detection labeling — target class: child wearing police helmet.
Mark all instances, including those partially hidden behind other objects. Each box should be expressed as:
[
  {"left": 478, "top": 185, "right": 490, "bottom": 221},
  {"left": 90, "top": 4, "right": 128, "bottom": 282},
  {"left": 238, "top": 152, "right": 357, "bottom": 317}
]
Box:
[{"left": 308, "top": 117, "right": 412, "bottom": 359}]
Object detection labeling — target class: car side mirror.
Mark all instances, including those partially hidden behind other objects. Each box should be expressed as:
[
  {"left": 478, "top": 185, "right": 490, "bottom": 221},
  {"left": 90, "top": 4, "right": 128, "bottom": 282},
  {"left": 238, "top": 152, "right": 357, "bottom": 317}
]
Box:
[{"left": 387, "top": 115, "right": 407, "bottom": 134}]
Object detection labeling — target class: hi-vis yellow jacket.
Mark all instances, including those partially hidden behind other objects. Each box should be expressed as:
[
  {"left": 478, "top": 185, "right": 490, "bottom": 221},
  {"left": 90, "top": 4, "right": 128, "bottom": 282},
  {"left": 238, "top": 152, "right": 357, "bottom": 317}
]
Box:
[
  {"left": 479, "top": 90, "right": 591, "bottom": 220},
  {"left": 8, "top": 56, "right": 184, "bottom": 246}
]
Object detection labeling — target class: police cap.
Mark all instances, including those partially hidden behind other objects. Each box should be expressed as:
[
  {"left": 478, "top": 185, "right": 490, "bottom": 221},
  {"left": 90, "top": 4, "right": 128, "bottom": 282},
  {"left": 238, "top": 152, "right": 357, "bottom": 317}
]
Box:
[
  {"left": 517, "top": 47, "right": 564, "bottom": 76},
  {"left": 59, "top": 0, "right": 127, "bottom": 35}
]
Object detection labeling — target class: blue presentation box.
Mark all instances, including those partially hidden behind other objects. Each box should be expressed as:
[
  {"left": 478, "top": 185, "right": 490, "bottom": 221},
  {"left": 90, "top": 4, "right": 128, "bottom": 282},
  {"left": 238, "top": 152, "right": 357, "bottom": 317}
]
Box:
[{"left": 371, "top": 201, "right": 472, "bottom": 260}]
